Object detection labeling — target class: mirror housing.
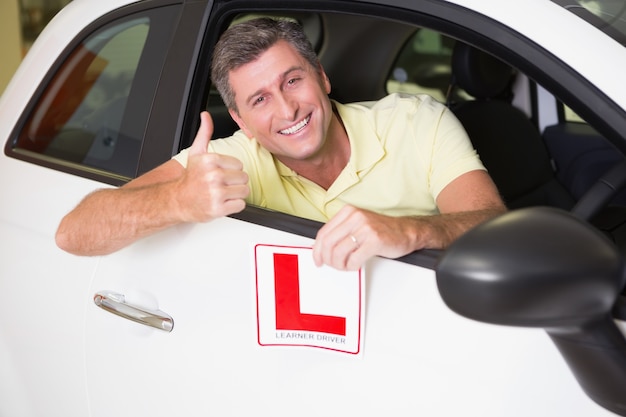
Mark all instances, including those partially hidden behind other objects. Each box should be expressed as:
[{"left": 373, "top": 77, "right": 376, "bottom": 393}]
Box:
[{"left": 436, "top": 207, "right": 626, "bottom": 416}]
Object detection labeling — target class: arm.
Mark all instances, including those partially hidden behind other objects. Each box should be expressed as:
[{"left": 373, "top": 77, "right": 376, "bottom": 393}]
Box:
[
  {"left": 55, "top": 112, "right": 249, "bottom": 256},
  {"left": 312, "top": 170, "right": 506, "bottom": 270}
]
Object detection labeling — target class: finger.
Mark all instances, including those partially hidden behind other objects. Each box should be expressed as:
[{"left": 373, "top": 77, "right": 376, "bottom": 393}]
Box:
[
  {"left": 203, "top": 152, "right": 245, "bottom": 172},
  {"left": 188, "top": 111, "right": 214, "bottom": 156},
  {"left": 210, "top": 183, "right": 249, "bottom": 217},
  {"left": 333, "top": 235, "right": 360, "bottom": 270},
  {"left": 222, "top": 169, "right": 249, "bottom": 186},
  {"left": 313, "top": 206, "right": 358, "bottom": 266},
  {"left": 314, "top": 232, "right": 363, "bottom": 270},
  {"left": 313, "top": 224, "right": 356, "bottom": 268},
  {"left": 344, "top": 245, "right": 368, "bottom": 271},
  {"left": 314, "top": 205, "right": 356, "bottom": 243},
  {"left": 216, "top": 197, "right": 247, "bottom": 217}
]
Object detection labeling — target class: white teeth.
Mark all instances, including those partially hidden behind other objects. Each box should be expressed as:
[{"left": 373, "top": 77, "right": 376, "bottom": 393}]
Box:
[{"left": 280, "top": 116, "right": 310, "bottom": 135}]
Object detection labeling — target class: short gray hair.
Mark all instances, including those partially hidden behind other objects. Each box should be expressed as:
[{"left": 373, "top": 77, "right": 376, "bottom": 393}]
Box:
[{"left": 211, "top": 17, "right": 321, "bottom": 112}]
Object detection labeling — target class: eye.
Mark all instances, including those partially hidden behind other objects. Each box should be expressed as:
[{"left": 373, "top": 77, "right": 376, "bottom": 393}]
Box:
[
  {"left": 287, "top": 77, "right": 301, "bottom": 86},
  {"left": 253, "top": 96, "right": 266, "bottom": 106}
]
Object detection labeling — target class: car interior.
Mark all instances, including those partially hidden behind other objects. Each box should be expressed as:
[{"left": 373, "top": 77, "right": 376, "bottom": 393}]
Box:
[
  {"left": 447, "top": 42, "right": 577, "bottom": 211},
  {"left": 207, "top": 13, "right": 626, "bottom": 218},
  {"left": 204, "top": 11, "right": 626, "bottom": 315}
]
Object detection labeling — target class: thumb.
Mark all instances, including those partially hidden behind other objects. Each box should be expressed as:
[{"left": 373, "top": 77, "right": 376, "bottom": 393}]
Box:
[{"left": 188, "top": 111, "right": 214, "bottom": 156}]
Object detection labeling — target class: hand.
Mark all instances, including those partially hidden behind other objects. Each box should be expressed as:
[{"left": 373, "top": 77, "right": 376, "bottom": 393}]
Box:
[
  {"left": 176, "top": 111, "right": 249, "bottom": 222},
  {"left": 312, "top": 205, "right": 419, "bottom": 271}
]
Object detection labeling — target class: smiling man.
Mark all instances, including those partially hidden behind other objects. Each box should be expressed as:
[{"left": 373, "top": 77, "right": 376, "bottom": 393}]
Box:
[{"left": 56, "top": 17, "right": 506, "bottom": 270}]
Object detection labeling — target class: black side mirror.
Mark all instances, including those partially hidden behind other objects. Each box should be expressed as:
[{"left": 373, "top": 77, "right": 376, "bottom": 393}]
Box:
[{"left": 436, "top": 207, "right": 626, "bottom": 416}]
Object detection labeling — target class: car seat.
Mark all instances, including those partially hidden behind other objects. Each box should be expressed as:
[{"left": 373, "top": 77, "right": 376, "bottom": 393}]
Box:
[{"left": 447, "top": 42, "right": 576, "bottom": 210}]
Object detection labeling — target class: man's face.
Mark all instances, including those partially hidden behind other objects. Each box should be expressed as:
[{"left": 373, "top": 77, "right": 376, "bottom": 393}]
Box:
[{"left": 228, "top": 40, "right": 333, "bottom": 166}]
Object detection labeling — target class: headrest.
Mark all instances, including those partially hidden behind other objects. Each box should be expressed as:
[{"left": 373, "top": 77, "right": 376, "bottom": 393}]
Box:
[{"left": 451, "top": 42, "right": 514, "bottom": 99}]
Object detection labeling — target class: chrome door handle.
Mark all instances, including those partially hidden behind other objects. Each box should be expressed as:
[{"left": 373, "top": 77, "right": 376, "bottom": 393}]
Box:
[{"left": 93, "top": 291, "right": 174, "bottom": 332}]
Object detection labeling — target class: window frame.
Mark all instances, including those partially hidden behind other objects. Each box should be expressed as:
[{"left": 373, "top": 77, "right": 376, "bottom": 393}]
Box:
[{"left": 174, "top": 0, "right": 626, "bottom": 270}]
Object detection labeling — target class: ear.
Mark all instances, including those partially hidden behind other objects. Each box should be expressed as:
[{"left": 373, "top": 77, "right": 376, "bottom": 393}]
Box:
[
  {"left": 229, "top": 108, "right": 253, "bottom": 138},
  {"left": 319, "top": 64, "right": 331, "bottom": 94}
]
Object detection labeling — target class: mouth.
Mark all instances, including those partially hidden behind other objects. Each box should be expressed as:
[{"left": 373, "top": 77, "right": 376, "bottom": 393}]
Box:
[{"left": 279, "top": 115, "right": 311, "bottom": 135}]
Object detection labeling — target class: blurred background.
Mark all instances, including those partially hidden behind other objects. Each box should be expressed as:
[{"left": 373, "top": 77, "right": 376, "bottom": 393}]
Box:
[{"left": 0, "top": 0, "right": 72, "bottom": 95}]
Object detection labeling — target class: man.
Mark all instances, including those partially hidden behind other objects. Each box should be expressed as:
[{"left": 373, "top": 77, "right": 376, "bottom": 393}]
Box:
[{"left": 56, "top": 17, "right": 506, "bottom": 270}]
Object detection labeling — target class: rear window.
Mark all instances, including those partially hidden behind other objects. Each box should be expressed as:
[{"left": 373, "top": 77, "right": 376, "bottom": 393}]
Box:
[
  {"left": 9, "top": 6, "right": 178, "bottom": 180},
  {"left": 386, "top": 28, "right": 475, "bottom": 104},
  {"left": 386, "top": 28, "right": 455, "bottom": 102}
]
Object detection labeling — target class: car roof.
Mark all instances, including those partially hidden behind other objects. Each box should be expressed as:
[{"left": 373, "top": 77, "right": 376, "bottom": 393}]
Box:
[
  {"left": 2, "top": 0, "right": 625, "bottom": 143},
  {"left": 26, "top": 0, "right": 626, "bottom": 95}
]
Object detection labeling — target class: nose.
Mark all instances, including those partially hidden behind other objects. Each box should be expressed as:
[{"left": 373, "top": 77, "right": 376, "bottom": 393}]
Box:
[{"left": 275, "top": 92, "right": 298, "bottom": 121}]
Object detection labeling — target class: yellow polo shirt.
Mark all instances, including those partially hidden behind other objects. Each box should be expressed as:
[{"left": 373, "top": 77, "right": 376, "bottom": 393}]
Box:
[{"left": 173, "top": 93, "right": 485, "bottom": 222}]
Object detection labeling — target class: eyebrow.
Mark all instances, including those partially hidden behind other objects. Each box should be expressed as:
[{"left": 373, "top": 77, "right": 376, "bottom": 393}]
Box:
[{"left": 244, "top": 65, "right": 306, "bottom": 106}]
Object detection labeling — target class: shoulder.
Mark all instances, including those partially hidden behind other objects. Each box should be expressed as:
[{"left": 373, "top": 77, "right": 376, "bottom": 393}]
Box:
[
  {"left": 343, "top": 93, "right": 453, "bottom": 131},
  {"left": 339, "top": 93, "right": 450, "bottom": 129},
  {"left": 376, "top": 93, "right": 449, "bottom": 119},
  {"left": 348, "top": 93, "right": 446, "bottom": 113}
]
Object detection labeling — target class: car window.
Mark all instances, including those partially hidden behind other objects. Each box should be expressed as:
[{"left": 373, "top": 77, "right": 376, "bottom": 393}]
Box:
[
  {"left": 563, "top": 104, "right": 585, "bottom": 123},
  {"left": 552, "top": 0, "right": 626, "bottom": 46},
  {"left": 388, "top": 28, "right": 589, "bottom": 125},
  {"left": 386, "top": 28, "right": 469, "bottom": 103},
  {"left": 10, "top": 7, "right": 178, "bottom": 179}
]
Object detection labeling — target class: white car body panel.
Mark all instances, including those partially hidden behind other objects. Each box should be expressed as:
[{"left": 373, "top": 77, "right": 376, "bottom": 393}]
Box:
[
  {"left": 0, "top": 160, "right": 100, "bottom": 416},
  {"left": 0, "top": 0, "right": 624, "bottom": 416},
  {"left": 84, "top": 217, "right": 611, "bottom": 416}
]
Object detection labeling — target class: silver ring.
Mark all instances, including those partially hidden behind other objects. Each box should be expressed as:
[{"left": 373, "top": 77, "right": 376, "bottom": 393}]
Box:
[{"left": 349, "top": 234, "right": 359, "bottom": 248}]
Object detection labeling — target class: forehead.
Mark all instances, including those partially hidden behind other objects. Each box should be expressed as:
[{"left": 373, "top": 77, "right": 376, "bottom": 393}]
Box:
[{"left": 228, "top": 41, "right": 313, "bottom": 92}]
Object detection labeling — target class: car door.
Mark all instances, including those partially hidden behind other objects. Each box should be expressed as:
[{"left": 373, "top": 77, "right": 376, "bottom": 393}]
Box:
[
  {"left": 85, "top": 209, "right": 608, "bottom": 417},
  {"left": 81, "top": 2, "right": 617, "bottom": 416}
]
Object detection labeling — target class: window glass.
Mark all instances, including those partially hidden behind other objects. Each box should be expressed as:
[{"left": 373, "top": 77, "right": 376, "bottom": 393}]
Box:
[
  {"left": 552, "top": 0, "right": 626, "bottom": 46},
  {"left": 564, "top": 104, "right": 585, "bottom": 123},
  {"left": 14, "top": 15, "right": 152, "bottom": 177},
  {"left": 386, "top": 28, "right": 465, "bottom": 103}
]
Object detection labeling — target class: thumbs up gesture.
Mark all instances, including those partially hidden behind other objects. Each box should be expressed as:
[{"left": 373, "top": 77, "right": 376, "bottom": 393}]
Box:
[
  {"left": 178, "top": 111, "right": 249, "bottom": 222},
  {"left": 187, "top": 111, "right": 214, "bottom": 157}
]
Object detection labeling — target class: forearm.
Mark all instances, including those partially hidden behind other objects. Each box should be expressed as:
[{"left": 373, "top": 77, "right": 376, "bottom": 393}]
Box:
[
  {"left": 409, "top": 206, "right": 506, "bottom": 250},
  {"left": 55, "top": 181, "right": 184, "bottom": 256},
  {"left": 55, "top": 112, "right": 250, "bottom": 256},
  {"left": 313, "top": 203, "right": 506, "bottom": 270}
]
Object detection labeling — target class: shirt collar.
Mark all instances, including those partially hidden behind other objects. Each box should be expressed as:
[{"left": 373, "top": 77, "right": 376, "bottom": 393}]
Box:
[{"left": 335, "top": 99, "right": 385, "bottom": 176}]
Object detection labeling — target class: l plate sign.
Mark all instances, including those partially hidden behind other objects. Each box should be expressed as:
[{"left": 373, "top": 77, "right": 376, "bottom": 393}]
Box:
[{"left": 254, "top": 244, "right": 364, "bottom": 355}]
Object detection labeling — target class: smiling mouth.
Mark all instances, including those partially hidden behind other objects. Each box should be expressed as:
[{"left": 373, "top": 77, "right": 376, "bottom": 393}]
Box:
[{"left": 279, "top": 115, "right": 311, "bottom": 135}]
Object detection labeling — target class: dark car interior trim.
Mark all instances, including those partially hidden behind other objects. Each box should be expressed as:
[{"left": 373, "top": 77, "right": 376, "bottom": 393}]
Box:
[{"left": 230, "top": 205, "right": 442, "bottom": 269}]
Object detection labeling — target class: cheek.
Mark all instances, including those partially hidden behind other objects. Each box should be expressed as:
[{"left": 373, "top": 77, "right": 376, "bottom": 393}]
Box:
[{"left": 235, "top": 112, "right": 264, "bottom": 139}]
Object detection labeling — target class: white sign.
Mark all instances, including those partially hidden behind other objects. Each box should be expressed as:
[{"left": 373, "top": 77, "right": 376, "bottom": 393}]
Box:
[{"left": 254, "top": 244, "right": 365, "bottom": 355}]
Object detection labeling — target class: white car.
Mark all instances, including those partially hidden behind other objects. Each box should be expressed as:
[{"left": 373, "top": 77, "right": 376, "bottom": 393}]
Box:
[{"left": 1, "top": 0, "right": 625, "bottom": 416}]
